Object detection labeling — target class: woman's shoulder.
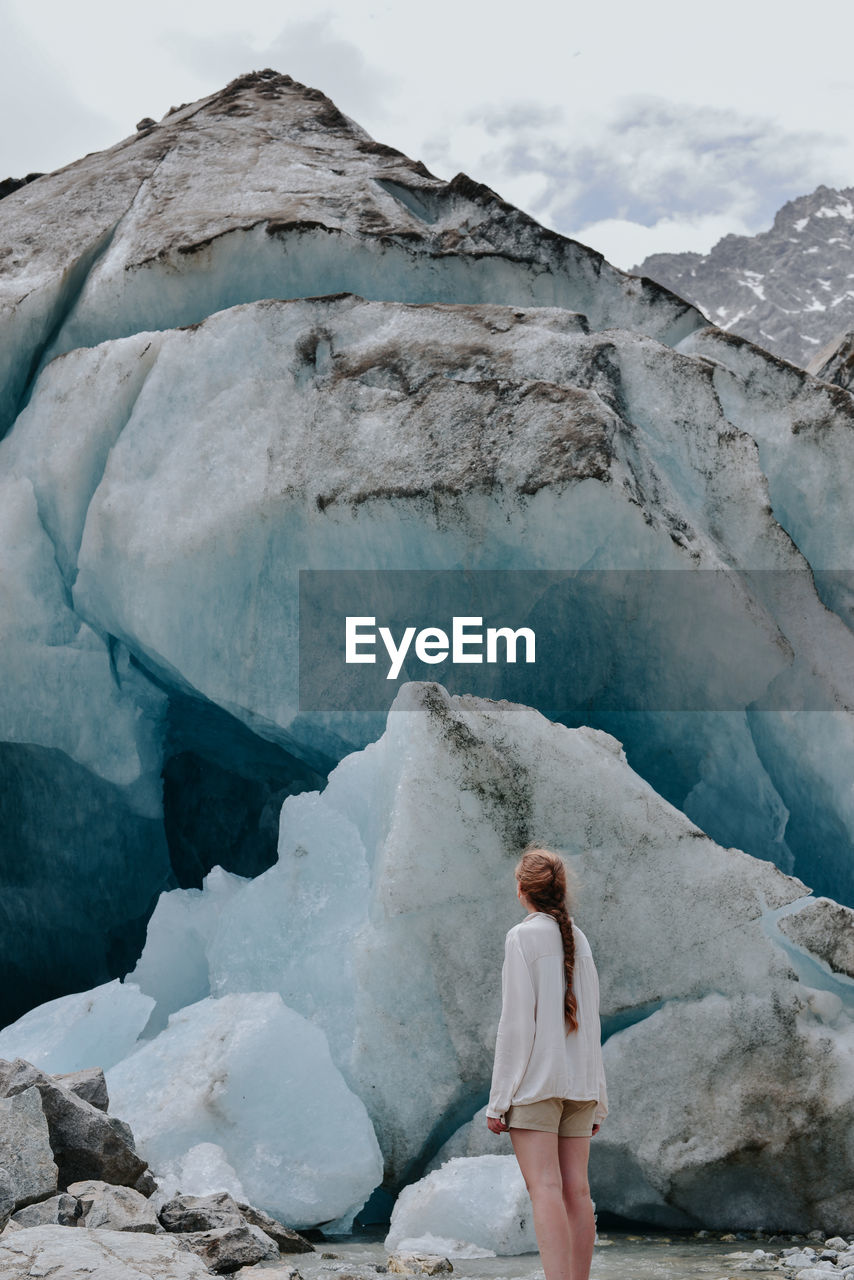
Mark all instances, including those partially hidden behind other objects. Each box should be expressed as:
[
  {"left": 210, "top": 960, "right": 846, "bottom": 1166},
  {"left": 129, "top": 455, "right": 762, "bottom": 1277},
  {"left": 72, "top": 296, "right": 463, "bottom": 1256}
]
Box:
[{"left": 571, "top": 922, "right": 594, "bottom": 958}]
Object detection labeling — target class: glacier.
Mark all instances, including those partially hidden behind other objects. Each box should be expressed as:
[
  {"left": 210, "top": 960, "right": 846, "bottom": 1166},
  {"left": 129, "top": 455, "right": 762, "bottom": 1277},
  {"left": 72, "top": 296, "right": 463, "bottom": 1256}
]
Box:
[
  {"left": 2, "top": 68, "right": 854, "bottom": 1231},
  {"left": 3, "top": 682, "right": 851, "bottom": 1230}
]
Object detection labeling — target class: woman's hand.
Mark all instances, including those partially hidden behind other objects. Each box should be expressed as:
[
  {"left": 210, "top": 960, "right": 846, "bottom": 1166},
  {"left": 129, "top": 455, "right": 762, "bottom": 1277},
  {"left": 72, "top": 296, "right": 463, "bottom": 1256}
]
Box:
[
  {"left": 487, "top": 1115, "right": 508, "bottom": 1134},
  {"left": 592, "top": 1123, "right": 601, "bottom": 1136}
]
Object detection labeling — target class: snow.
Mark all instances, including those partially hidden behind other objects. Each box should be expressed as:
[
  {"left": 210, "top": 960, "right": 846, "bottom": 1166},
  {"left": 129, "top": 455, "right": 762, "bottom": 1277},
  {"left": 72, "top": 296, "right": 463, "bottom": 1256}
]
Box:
[
  {"left": 737, "top": 277, "right": 766, "bottom": 300},
  {"left": 794, "top": 217, "right": 810, "bottom": 231},
  {"left": 105, "top": 992, "right": 383, "bottom": 1228},
  {"left": 815, "top": 200, "right": 854, "bottom": 219}
]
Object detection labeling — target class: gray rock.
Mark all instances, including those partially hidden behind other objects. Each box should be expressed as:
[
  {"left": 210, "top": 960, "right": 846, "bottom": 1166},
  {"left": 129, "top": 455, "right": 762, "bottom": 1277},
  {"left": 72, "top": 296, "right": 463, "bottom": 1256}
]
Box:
[
  {"left": 66, "top": 1177, "right": 111, "bottom": 1211},
  {"left": 177, "top": 1223, "right": 279, "bottom": 1272},
  {"left": 82, "top": 1182, "right": 159, "bottom": 1233},
  {"left": 237, "top": 1201, "right": 315, "bottom": 1252},
  {"left": 0, "top": 1058, "right": 146, "bottom": 1188},
  {"left": 54, "top": 1066, "right": 109, "bottom": 1112},
  {"left": 807, "top": 331, "right": 854, "bottom": 391},
  {"left": 134, "top": 1168, "right": 158, "bottom": 1197},
  {"left": 0, "top": 1170, "right": 11, "bottom": 1232},
  {"left": 779, "top": 898, "right": 854, "bottom": 979},
  {"left": 0, "top": 1223, "right": 211, "bottom": 1277},
  {"left": 159, "top": 1190, "right": 245, "bottom": 1233},
  {"left": 0, "top": 1087, "right": 58, "bottom": 1210},
  {"left": 634, "top": 183, "right": 854, "bottom": 367},
  {"left": 11, "top": 1193, "right": 79, "bottom": 1227},
  {"left": 388, "top": 1255, "right": 453, "bottom": 1276}
]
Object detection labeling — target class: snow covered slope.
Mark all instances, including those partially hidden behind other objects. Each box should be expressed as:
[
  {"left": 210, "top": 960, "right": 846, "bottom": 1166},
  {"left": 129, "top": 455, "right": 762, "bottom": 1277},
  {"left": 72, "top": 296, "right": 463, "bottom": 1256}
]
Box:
[{"left": 634, "top": 184, "right": 854, "bottom": 367}]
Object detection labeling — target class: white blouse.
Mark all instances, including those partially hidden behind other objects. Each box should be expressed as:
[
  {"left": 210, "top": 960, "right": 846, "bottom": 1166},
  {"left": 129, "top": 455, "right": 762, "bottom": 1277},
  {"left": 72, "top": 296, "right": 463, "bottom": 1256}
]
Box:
[{"left": 486, "top": 912, "right": 608, "bottom": 1124}]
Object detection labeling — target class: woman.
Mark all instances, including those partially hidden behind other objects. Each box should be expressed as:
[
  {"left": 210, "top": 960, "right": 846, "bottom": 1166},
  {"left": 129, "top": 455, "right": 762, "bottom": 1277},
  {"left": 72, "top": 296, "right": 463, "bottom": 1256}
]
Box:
[{"left": 486, "top": 847, "right": 607, "bottom": 1280}]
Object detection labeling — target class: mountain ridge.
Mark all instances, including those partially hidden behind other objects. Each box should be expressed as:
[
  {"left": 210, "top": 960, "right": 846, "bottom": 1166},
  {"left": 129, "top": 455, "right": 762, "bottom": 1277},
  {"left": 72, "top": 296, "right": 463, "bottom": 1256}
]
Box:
[{"left": 633, "top": 182, "right": 854, "bottom": 367}]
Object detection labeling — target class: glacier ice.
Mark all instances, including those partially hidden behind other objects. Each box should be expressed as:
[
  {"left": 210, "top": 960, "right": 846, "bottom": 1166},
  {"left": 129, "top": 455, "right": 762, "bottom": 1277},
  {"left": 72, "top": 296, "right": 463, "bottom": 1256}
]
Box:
[
  {"left": 2, "top": 682, "right": 854, "bottom": 1229},
  {"left": 9, "top": 290, "right": 854, "bottom": 908},
  {"left": 153, "top": 1143, "right": 248, "bottom": 1205},
  {"left": 0, "top": 979, "right": 153, "bottom": 1074},
  {"left": 105, "top": 992, "right": 383, "bottom": 1228},
  {"left": 385, "top": 1156, "right": 537, "bottom": 1255},
  {"left": 594, "top": 989, "right": 854, "bottom": 1230},
  {"left": 2, "top": 69, "right": 854, "bottom": 1237},
  {"left": 3, "top": 71, "right": 854, "bottom": 1021},
  {"left": 55, "top": 682, "right": 843, "bottom": 1232}
]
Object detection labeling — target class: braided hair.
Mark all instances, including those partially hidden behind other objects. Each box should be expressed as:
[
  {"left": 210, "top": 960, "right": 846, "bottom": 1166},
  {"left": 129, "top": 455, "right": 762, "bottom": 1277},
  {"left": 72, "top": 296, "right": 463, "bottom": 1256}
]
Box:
[{"left": 515, "top": 846, "right": 578, "bottom": 1033}]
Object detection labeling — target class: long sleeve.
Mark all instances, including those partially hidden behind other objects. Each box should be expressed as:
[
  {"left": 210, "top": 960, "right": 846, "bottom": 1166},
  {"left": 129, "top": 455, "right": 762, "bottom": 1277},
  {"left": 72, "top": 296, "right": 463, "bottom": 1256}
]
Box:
[
  {"left": 587, "top": 952, "right": 608, "bottom": 1124},
  {"left": 486, "top": 931, "right": 537, "bottom": 1119}
]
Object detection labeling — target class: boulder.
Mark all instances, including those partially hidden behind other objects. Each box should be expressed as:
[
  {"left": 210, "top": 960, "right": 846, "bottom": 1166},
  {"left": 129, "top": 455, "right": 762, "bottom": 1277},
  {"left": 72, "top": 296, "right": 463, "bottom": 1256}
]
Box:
[
  {"left": 0, "top": 1058, "right": 146, "bottom": 1188},
  {"left": 0, "top": 1171, "right": 12, "bottom": 1231},
  {"left": 159, "top": 1191, "right": 245, "bottom": 1233},
  {"left": 388, "top": 1257, "right": 454, "bottom": 1275},
  {"left": 237, "top": 1201, "right": 315, "bottom": 1252},
  {"left": 177, "top": 1224, "right": 279, "bottom": 1272},
  {"left": 779, "top": 898, "right": 854, "bottom": 979},
  {"left": 591, "top": 989, "right": 854, "bottom": 1230},
  {"left": 54, "top": 1066, "right": 109, "bottom": 1112},
  {"left": 0, "top": 1224, "right": 210, "bottom": 1278},
  {"left": 0, "top": 1087, "right": 58, "bottom": 1210},
  {"left": 80, "top": 1182, "right": 159, "bottom": 1232},
  {"left": 10, "top": 1193, "right": 79, "bottom": 1227},
  {"left": 135, "top": 1169, "right": 158, "bottom": 1197}
]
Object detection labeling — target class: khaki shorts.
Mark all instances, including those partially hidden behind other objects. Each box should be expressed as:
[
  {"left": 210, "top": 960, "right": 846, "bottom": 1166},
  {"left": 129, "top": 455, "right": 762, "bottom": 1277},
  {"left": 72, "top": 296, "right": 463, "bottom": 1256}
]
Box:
[{"left": 506, "top": 1097, "right": 597, "bottom": 1137}]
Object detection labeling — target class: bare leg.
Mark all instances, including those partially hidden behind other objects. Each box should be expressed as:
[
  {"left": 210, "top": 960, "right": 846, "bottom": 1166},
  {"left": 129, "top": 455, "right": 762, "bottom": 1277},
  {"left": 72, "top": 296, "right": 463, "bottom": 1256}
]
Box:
[
  {"left": 558, "top": 1135, "right": 595, "bottom": 1280},
  {"left": 510, "top": 1127, "right": 571, "bottom": 1280}
]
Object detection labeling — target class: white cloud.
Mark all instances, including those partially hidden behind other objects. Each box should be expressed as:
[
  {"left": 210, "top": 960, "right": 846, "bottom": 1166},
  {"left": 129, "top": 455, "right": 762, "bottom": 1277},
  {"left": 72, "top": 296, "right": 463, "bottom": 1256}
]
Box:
[
  {"left": 424, "top": 95, "right": 850, "bottom": 268},
  {"left": 165, "top": 13, "right": 397, "bottom": 123},
  {"left": 568, "top": 213, "right": 757, "bottom": 274},
  {"left": 0, "top": 0, "right": 114, "bottom": 176}
]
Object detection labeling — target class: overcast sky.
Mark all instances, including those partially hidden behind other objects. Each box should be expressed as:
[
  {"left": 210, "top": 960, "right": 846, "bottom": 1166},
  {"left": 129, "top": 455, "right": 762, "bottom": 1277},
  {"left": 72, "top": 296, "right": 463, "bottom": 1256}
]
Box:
[{"left": 3, "top": 0, "right": 853, "bottom": 268}]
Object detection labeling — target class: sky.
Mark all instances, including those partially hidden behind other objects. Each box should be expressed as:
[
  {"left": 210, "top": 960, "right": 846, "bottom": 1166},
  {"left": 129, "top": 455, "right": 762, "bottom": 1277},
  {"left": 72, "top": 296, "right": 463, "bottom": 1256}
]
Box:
[{"left": 2, "top": 0, "right": 853, "bottom": 269}]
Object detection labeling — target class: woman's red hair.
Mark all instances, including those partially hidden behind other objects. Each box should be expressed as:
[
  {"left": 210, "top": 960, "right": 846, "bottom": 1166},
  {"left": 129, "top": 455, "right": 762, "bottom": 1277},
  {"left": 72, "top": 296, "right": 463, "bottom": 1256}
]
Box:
[{"left": 515, "top": 846, "right": 578, "bottom": 1032}]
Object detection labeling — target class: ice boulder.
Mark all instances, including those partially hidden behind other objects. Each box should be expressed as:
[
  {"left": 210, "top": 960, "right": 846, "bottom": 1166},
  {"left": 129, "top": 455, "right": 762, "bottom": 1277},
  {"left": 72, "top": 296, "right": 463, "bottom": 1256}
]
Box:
[
  {"left": 152, "top": 1143, "right": 248, "bottom": 1205},
  {"left": 592, "top": 988, "right": 854, "bottom": 1231},
  {"left": 105, "top": 992, "right": 383, "bottom": 1228},
  {"left": 0, "top": 980, "right": 153, "bottom": 1074},
  {"left": 385, "top": 1156, "right": 536, "bottom": 1255}
]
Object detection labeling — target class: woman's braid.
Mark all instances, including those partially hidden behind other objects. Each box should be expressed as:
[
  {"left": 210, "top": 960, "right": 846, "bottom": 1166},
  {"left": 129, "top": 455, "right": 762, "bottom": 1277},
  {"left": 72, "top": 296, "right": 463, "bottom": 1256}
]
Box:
[{"left": 515, "top": 847, "right": 579, "bottom": 1033}]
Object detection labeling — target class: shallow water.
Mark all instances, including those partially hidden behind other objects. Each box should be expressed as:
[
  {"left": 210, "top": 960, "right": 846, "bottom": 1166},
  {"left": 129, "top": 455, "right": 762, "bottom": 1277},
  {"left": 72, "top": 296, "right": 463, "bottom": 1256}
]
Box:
[{"left": 278, "top": 1232, "right": 789, "bottom": 1280}]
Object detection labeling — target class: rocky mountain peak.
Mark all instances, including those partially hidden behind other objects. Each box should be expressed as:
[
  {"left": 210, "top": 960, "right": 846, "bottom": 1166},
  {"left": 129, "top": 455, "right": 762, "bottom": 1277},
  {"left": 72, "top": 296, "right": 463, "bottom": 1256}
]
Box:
[{"left": 634, "top": 182, "right": 854, "bottom": 367}]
